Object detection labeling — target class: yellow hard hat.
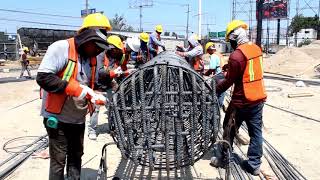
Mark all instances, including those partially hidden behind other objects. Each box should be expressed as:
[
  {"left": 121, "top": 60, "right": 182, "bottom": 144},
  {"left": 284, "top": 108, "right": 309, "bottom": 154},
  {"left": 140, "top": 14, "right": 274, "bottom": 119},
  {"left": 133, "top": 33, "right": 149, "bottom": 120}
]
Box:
[
  {"left": 205, "top": 42, "right": 215, "bottom": 52},
  {"left": 225, "top": 20, "right": 248, "bottom": 41},
  {"left": 139, "top": 32, "right": 150, "bottom": 43},
  {"left": 23, "top": 47, "right": 29, "bottom": 51},
  {"left": 155, "top": 25, "right": 163, "bottom": 33},
  {"left": 107, "top": 35, "right": 123, "bottom": 50},
  {"left": 79, "top": 13, "right": 112, "bottom": 33}
]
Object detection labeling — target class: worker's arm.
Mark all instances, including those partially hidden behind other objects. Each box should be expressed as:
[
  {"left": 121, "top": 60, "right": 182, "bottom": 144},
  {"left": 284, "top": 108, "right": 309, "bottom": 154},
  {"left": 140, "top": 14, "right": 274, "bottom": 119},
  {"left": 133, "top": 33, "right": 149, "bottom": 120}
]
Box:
[
  {"left": 150, "top": 33, "right": 165, "bottom": 48},
  {"left": 36, "top": 40, "right": 69, "bottom": 93},
  {"left": 130, "top": 51, "right": 138, "bottom": 61},
  {"left": 216, "top": 54, "right": 241, "bottom": 95}
]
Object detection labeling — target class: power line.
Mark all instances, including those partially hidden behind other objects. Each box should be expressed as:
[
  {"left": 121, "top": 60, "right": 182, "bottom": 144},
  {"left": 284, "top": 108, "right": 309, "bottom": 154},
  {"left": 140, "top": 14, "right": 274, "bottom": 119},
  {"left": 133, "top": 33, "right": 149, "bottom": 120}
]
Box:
[
  {"left": 0, "top": 18, "right": 79, "bottom": 28},
  {"left": 0, "top": 8, "right": 80, "bottom": 19}
]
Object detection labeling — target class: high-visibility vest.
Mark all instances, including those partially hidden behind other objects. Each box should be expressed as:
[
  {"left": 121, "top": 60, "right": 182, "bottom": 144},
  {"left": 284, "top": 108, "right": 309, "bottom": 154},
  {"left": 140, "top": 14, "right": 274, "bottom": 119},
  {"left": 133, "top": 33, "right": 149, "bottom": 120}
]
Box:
[
  {"left": 192, "top": 55, "right": 204, "bottom": 72},
  {"left": 103, "top": 54, "right": 129, "bottom": 79},
  {"left": 237, "top": 42, "right": 267, "bottom": 101},
  {"left": 45, "top": 38, "right": 97, "bottom": 114}
]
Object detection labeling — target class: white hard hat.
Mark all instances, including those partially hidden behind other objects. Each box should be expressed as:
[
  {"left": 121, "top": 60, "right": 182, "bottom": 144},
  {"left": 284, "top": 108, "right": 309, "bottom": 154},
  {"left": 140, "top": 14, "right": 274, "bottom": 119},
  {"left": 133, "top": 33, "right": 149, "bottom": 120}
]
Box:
[
  {"left": 126, "top": 37, "right": 140, "bottom": 52},
  {"left": 188, "top": 34, "right": 199, "bottom": 47}
]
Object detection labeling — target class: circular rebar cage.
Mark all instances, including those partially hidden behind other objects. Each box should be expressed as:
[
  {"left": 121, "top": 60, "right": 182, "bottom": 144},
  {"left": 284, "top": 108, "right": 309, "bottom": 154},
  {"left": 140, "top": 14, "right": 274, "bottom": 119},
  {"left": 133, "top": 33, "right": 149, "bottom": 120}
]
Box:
[{"left": 108, "top": 52, "right": 220, "bottom": 170}]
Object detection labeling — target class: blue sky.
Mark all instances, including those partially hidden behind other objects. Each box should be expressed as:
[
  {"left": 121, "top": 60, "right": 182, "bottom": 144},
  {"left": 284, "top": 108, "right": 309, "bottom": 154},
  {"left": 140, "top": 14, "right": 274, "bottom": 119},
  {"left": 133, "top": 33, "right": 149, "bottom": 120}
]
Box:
[
  {"left": 0, "top": 0, "right": 231, "bottom": 35},
  {"left": 0, "top": 0, "right": 318, "bottom": 36}
]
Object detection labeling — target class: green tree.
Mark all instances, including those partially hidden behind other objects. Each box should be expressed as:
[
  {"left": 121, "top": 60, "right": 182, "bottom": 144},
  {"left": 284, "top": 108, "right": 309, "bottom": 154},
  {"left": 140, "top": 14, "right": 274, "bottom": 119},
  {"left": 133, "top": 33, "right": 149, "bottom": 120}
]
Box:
[
  {"left": 289, "top": 15, "right": 319, "bottom": 36},
  {"left": 110, "top": 14, "right": 134, "bottom": 31}
]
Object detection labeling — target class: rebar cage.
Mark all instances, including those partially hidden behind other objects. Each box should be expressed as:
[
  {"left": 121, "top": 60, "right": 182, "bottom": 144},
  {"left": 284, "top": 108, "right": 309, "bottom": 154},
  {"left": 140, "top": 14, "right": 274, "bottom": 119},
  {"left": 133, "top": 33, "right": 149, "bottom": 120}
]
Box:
[{"left": 108, "top": 52, "right": 220, "bottom": 170}]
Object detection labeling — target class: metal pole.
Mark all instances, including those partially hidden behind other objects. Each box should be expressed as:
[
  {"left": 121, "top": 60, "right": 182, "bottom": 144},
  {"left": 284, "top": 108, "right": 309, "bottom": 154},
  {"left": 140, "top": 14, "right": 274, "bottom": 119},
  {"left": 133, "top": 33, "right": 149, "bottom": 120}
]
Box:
[
  {"left": 85, "top": 0, "right": 89, "bottom": 16},
  {"left": 186, "top": 4, "right": 190, "bottom": 41},
  {"left": 318, "top": 0, "right": 320, "bottom": 40},
  {"left": 139, "top": 6, "right": 142, "bottom": 32},
  {"left": 198, "top": 0, "right": 202, "bottom": 38},
  {"left": 277, "top": 19, "right": 281, "bottom": 45},
  {"left": 256, "top": 0, "right": 264, "bottom": 46}
]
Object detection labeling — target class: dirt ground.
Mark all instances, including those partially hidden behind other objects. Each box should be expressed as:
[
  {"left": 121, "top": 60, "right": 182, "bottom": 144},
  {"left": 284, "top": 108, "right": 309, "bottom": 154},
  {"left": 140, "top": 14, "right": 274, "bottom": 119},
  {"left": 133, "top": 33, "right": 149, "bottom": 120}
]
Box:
[{"left": 0, "top": 69, "right": 320, "bottom": 179}]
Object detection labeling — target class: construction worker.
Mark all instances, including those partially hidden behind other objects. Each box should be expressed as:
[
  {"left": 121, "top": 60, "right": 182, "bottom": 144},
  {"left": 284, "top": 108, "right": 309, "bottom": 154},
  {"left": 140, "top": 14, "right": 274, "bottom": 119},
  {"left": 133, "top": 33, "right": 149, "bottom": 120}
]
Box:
[
  {"left": 88, "top": 35, "right": 133, "bottom": 140},
  {"left": 19, "top": 47, "right": 32, "bottom": 79},
  {"left": 176, "top": 34, "right": 204, "bottom": 74},
  {"left": 131, "top": 32, "right": 150, "bottom": 67},
  {"left": 98, "top": 35, "right": 134, "bottom": 88},
  {"left": 211, "top": 20, "right": 267, "bottom": 176},
  {"left": 149, "top": 25, "right": 166, "bottom": 58},
  {"left": 36, "top": 13, "right": 111, "bottom": 180},
  {"left": 203, "top": 42, "right": 225, "bottom": 107}
]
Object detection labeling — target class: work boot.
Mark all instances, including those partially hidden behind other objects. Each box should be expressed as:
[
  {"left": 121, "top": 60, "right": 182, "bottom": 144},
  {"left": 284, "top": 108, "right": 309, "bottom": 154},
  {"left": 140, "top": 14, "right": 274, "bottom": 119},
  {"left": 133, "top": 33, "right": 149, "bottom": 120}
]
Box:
[
  {"left": 241, "top": 160, "right": 260, "bottom": 176},
  {"left": 210, "top": 143, "right": 227, "bottom": 168},
  {"left": 88, "top": 133, "right": 97, "bottom": 140},
  {"left": 210, "top": 156, "right": 227, "bottom": 168}
]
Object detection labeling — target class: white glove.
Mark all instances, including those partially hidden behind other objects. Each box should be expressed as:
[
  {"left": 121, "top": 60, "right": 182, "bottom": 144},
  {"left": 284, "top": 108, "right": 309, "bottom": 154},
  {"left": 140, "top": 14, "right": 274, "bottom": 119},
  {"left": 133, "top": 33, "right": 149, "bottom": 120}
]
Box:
[
  {"left": 127, "top": 68, "right": 136, "bottom": 74},
  {"left": 78, "top": 85, "right": 95, "bottom": 100},
  {"left": 91, "top": 93, "right": 107, "bottom": 106},
  {"left": 114, "top": 66, "right": 124, "bottom": 77}
]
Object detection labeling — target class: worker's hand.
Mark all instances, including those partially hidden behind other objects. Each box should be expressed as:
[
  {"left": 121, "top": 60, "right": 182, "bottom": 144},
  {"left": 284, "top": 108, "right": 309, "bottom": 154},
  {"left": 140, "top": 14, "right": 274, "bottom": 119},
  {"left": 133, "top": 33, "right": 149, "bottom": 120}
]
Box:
[
  {"left": 91, "top": 93, "right": 107, "bottom": 106},
  {"left": 114, "top": 66, "right": 124, "bottom": 77},
  {"left": 162, "top": 46, "right": 166, "bottom": 51},
  {"left": 175, "top": 51, "right": 184, "bottom": 57},
  {"left": 136, "top": 55, "right": 142, "bottom": 61},
  {"left": 78, "top": 84, "right": 96, "bottom": 100}
]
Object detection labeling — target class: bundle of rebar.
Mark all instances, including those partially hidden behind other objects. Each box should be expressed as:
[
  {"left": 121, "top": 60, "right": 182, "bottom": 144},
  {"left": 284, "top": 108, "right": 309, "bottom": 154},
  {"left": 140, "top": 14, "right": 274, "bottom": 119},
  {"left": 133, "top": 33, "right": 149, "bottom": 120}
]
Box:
[{"left": 108, "top": 52, "right": 220, "bottom": 170}]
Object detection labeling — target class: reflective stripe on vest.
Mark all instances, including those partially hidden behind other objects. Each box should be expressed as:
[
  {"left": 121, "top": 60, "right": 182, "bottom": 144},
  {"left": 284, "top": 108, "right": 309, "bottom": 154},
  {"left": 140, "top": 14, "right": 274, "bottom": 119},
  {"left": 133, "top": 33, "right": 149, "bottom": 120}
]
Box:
[
  {"left": 62, "top": 60, "right": 76, "bottom": 82},
  {"left": 45, "top": 38, "right": 97, "bottom": 114},
  {"left": 237, "top": 42, "right": 267, "bottom": 101}
]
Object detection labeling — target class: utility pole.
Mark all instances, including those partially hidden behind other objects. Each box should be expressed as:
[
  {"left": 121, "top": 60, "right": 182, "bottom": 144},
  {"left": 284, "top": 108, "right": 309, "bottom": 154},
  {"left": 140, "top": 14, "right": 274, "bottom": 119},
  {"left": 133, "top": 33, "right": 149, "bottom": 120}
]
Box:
[
  {"left": 186, "top": 4, "right": 190, "bottom": 41},
  {"left": 256, "top": 0, "right": 264, "bottom": 47},
  {"left": 139, "top": 5, "right": 143, "bottom": 32},
  {"left": 198, "top": 0, "right": 202, "bottom": 38},
  {"left": 85, "top": 0, "right": 89, "bottom": 16},
  {"left": 129, "top": 0, "right": 153, "bottom": 32}
]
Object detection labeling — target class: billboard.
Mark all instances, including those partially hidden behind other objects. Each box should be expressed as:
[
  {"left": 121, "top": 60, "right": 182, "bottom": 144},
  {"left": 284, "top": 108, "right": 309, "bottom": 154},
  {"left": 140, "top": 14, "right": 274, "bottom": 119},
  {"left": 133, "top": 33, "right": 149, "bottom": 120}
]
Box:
[
  {"left": 257, "top": 0, "right": 288, "bottom": 19},
  {"left": 209, "top": 31, "right": 226, "bottom": 38}
]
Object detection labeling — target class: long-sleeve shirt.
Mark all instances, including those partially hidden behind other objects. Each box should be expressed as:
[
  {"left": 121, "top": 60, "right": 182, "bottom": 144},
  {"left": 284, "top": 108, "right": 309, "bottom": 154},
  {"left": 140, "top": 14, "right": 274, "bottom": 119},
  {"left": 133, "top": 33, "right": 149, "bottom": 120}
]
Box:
[
  {"left": 149, "top": 32, "right": 164, "bottom": 52},
  {"left": 184, "top": 45, "right": 203, "bottom": 60},
  {"left": 37, "top": 40, "right": 104, "bottom": 124},
  {"left": 216, "top": 49, "right": 265, "bottom": 108}
]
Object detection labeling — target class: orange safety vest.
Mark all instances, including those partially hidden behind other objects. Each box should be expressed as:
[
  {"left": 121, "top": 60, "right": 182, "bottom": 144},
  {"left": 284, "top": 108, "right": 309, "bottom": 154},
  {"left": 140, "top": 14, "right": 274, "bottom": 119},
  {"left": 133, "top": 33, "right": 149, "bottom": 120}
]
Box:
[
  {"left": 237, "top": 42, "right": 267, "bottom": 102},
  {"left": 192, "top": 55, "right": 203, "bottom": 72},
  {"left": 45, "top": 38, "right": 97, "bottom": 114}
]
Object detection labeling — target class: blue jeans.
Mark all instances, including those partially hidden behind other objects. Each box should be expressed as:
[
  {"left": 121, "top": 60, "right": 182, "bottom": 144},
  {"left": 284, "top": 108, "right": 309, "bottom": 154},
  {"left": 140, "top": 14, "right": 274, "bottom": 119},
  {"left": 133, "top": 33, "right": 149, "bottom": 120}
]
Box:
[
  {"left": 215, "top": 73, "right": 225, "bottom": 108},
  {"left": 223, "top": 102, "right": 264, "bottom": 170},
  {"left": 88, "top": 89, "right": 112, "bottom": 135},
  {"left": 88, "top": 106, "right": 100, "bottom": 135}
]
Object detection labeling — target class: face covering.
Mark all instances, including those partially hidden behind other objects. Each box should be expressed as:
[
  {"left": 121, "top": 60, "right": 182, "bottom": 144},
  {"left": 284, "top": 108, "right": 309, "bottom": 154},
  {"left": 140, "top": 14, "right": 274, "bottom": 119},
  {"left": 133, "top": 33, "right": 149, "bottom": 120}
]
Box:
[
  {"left": 229, "top": 27, "right": 249, "bottom": 47},
  {"left": 230, "top": 39, "right": 238, "bottom": 50}
]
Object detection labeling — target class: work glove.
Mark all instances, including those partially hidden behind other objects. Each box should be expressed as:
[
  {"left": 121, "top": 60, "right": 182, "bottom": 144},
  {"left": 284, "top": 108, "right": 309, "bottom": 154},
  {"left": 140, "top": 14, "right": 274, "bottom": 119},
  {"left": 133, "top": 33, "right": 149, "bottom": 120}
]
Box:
[
  {"left": 162, "top": 46, "right": 166, "bottom": 51},
  {"left": 78, "top": 84, "right": 96, "bottom": 100},
  {"left": 91, "top": 93, "right": 107, "bottom": 106},
  {"left": 65, "top": 79, "right": 93, "bottom": 99},
  {"left": 114, "top": 66, "right": 124, "bottom": 77}
]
